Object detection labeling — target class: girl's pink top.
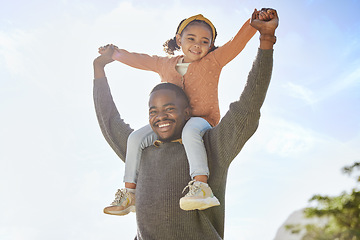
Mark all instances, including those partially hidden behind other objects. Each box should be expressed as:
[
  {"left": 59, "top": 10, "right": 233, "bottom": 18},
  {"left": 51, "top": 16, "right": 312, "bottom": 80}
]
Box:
[{"left": 112, "top": 19, "right": 256, "bottom": 127}]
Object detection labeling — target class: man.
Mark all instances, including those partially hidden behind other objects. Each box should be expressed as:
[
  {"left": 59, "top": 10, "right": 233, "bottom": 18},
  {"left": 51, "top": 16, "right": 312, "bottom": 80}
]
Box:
[{"left": 93, "top": 8, "right": 278, "bottom": 240}]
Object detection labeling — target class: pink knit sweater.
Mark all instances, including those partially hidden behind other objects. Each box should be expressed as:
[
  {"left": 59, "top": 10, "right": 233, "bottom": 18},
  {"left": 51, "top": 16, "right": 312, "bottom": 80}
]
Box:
[{"left": 112, "top": 19, "right": 256, "bottom": 127}]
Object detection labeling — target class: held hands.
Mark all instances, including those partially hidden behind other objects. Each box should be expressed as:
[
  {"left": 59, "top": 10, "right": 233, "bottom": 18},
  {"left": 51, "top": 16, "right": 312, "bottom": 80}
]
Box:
[
  {"left": 93, "top": 44, "right": 116, "bottom": 68},
  {"left": 98, "top": 44, "right": 119, "bottom": 55},
  {"left": 93, "top": 44, "right": 117, "bottom": 79},
  {"left": 250, "top": 8, "right": 279, "bottom": 36}
]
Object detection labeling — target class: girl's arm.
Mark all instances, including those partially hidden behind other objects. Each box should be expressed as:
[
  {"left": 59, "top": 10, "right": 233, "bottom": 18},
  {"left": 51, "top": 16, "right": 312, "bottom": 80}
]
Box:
[
  {"left": 213, "top": 18, "right": 257, "bottom": 67},
  {"left": 111, "top": 47, "right": 162, "bottom": 73}
]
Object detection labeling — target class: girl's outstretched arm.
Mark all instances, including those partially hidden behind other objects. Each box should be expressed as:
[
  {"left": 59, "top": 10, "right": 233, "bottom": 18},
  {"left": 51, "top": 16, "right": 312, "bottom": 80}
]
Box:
[
  {"left": 213, "top": 18, "right": 257, "bottom": 67},
  {"left": 110, "top": 46, "right": 163, "bottom": 74}
]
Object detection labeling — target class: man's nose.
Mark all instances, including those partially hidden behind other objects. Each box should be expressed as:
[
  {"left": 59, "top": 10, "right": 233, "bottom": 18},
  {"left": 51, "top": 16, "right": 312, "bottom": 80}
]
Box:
[{"left": 156, "top": 111, "right": 168, "bottom": 120}]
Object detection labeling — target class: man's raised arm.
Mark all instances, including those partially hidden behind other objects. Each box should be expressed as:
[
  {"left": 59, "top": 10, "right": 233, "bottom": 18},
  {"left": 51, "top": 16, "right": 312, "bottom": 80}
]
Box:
[
  {"left": 208, "top": 9, "right": 279, "bottom": 163},
  {"left": 93, "top": 45, "right": 133, "bottom": 161}
]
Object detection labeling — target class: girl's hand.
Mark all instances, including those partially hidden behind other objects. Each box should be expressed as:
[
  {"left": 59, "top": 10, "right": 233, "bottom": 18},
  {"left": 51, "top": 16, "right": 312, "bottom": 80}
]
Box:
[{"left": 98, "top": 44, "right": 118, "bottom": 55}]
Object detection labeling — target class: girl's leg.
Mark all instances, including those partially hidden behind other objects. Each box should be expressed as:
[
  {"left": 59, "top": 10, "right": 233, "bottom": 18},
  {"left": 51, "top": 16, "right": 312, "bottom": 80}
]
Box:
[
  {"left": 124, "top": 124, "right": 157, "bottom": 184},
  {"left": 104, "top": 125, "right": 156, "bottom": 216},
  {"left": 180, "top": 118, "right": 220, "bottom": 211},
  {"left": 181, "top": 117, "right": 212, "bottom": 179}
]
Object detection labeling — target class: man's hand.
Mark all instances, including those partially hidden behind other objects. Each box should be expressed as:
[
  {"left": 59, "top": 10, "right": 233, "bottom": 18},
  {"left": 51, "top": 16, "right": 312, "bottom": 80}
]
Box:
[
  {"left": 94, "top": 44, "right": 115, "bottom": 67},
  {"left": 93, "top": 44, "right": 115, "bottom": 79},
  {"left": 250, "top": 8, "right": 279, "bottom": 36}
]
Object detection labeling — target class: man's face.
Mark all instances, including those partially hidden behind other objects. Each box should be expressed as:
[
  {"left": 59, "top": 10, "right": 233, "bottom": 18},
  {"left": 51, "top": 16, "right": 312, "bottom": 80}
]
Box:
[{"left": 148, "top": 89, "right": 190, "bottom": 142}]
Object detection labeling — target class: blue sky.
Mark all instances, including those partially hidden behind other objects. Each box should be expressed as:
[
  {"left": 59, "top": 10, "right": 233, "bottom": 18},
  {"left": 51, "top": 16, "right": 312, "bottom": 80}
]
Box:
[{"left": 1, "top": 0, "right": 359, "bottom": 239}]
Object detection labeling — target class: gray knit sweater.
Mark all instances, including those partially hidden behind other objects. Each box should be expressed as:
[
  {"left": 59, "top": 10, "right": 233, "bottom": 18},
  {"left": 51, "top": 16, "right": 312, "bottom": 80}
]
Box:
[{"left": 93, "top": 48, "right": 273, "bottom": 240}]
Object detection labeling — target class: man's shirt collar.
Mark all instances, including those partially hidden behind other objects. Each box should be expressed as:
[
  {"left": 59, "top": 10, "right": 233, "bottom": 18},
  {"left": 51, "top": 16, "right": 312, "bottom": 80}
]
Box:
[{"left": 153, "top": 139, "right": 183, "bottom": 147}]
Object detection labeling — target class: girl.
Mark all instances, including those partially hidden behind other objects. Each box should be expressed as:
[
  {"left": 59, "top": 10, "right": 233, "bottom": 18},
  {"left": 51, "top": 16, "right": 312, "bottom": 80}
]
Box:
[{"left": 100, "top": 14, "right": 256, "bottom": 215}]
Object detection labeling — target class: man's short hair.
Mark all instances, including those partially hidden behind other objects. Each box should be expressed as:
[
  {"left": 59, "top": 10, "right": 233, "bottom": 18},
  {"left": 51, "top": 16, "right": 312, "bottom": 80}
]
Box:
[{"left": 150, "top": 83, "right": 190, "bottom": 107}]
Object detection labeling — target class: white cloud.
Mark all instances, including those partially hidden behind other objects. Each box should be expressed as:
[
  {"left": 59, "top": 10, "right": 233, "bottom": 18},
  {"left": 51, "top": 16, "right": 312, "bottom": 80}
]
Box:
[
  {"left": 283, "top": 81, "right": 316, "bottom": 105},
  {"left": 266, "top": 124, "right": 315, "bottom": 157},
  {"left": 0, "top": 29, "right": 37, "bottom": 76},
  {"left": 322, "top": 64, "right": 360, "bottom": 99},
  {"left": 0, "top": 226, "right": 39, "bottom": 240}
]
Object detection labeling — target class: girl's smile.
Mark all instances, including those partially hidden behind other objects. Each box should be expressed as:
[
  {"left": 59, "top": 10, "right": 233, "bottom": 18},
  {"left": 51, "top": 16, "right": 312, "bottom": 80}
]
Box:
[{"left": 176, "top": 22, "right": 213, "bottom": 63}]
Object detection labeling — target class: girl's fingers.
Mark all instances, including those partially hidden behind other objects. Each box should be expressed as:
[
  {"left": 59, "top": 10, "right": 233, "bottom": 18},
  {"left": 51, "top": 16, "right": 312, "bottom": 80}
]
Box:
[
  {"left": 269, "top": 9, "right": 278, "bottom": 19},
  {"left": 261, "top": 8, "right": 277, "bottom": 19},
  {"left": 259, "top": 10, "right": 273, "bottom": 21},
  {"left": 251, "top": 8, "right": 259, "bottom": 20},
  {"left": 259, "top": 11, "right": 269, "bottom": 20},
  {"left": 98, "top": 44, "right": 114, "bottom": 55}
]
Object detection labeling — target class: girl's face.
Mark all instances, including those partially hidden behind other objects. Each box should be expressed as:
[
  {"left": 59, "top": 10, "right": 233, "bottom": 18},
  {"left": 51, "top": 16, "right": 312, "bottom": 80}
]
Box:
[{"left": 176, "top": 22, "right": 212, "bottom": 63}]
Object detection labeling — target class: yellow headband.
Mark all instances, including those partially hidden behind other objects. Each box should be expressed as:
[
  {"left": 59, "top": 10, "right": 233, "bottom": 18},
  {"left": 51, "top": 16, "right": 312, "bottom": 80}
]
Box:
[{"left": 177, "top": 14, "right": 216, "bottom": 42}]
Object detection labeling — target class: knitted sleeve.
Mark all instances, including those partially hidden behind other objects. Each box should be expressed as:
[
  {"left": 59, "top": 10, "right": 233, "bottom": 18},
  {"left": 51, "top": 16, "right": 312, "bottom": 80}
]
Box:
[
  {"left": 207, "top": 48, "right": 274, "bottom": 166},
  {"left": 112, "top": 48, "right": 163, "bottom": 74},
  {"left": 93, "top": 77, "right": 133, "bottom": 162},
  {"left": 213, "top": 18, "right": 257, "bottom": 67}
]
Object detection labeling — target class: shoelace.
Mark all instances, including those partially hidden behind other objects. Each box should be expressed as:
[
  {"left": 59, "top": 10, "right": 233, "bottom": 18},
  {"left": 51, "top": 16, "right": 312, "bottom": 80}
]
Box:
[
  {"left": 182, "top": 180, "right": 200, "bottom": 197},
  {"left": 111, "top": 189, "right": 126, "bottom": 205}
]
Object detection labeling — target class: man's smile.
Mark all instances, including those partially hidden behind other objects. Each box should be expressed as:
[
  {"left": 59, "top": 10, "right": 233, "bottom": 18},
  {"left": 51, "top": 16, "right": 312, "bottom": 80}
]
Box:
[
  {"left": 158, "top": 123, "right": 171, "bottom": 128},
  {"left": 154, "top": 120, "right": 175, "bottom": 131}
]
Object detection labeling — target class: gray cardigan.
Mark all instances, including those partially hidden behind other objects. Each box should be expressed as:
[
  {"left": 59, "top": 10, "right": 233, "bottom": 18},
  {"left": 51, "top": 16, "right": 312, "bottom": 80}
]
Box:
[{"left": 93, "top": 48, "right": 274, "bottom": 240}]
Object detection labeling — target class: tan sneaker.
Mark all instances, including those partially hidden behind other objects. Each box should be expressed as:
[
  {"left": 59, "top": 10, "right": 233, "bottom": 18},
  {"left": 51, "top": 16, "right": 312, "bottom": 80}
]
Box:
[
  {"left": 179, "top": 180, "right": 220, "bottom": 211},
  {"left": 103, "top": 189, "right": 136, "bottom": 216}
]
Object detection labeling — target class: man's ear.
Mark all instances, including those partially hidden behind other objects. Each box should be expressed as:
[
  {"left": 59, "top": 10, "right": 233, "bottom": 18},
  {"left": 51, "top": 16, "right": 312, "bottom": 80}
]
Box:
[
  {"left": 175, "top": 34, "right": 182, "bottom": 46},
  {"left": 184, "top": 106, "right": 191, "bottom": 121}
]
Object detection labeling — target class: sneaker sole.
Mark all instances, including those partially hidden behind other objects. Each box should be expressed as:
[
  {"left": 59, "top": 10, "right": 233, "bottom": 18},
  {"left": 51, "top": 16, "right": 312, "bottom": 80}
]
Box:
[
  {"left": 180, "top": 197, "right": 220, "bottom": 211},
  {"left": 103, "top": 205, "right": 136, "bottom": 216}
]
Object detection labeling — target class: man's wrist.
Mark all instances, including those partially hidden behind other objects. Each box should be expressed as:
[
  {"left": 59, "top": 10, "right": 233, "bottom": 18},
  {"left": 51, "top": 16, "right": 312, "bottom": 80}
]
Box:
[
  {"left": 259, "top": 34, "right": 276, "bottom": 50},
  {"left": 259, "top": 35, "right": 276, "bottom": 44},
  {"left": 93, "top": 62, "right": 106, "bottom": 79},
  {"left": 93, "top": 59, "right": 107, "bottom": 68}
]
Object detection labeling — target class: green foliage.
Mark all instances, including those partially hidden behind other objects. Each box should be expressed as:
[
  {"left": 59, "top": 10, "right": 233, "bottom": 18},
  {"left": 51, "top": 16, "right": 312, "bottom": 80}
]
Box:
[
  {"left": 285, "top": 224, "right": 303, "bottom": 234},
  {"left": 288, "top": 162, "right": 360, "bottom": 240}
]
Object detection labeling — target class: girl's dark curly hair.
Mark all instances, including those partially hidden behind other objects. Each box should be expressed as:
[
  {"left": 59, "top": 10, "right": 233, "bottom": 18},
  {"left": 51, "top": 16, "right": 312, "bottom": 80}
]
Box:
[{"left": 163, "top": 19, "right": 218, "bottom": 55}]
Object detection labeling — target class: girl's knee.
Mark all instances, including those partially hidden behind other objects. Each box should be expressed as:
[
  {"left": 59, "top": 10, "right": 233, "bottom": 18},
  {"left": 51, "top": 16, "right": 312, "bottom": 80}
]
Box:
[{"left": 182, "top": 127, "right": 202, "bottom": 142}]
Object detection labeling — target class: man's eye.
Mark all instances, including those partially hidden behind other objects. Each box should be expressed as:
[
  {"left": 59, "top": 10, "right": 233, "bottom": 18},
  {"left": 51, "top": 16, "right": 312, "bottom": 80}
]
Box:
[
  {"left": 166, "top": 108, "right": 174, "bottom": 111},
  {"left": 188, "top": 37, "right": 194, "bottom": 41},
  {"left": 202, "top": 41, "right": 209, "bottom": 44}
]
